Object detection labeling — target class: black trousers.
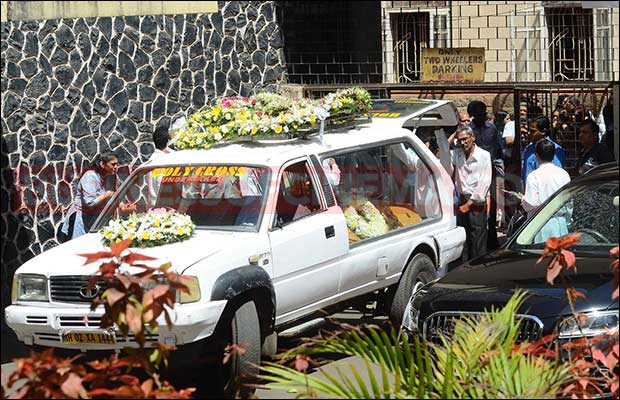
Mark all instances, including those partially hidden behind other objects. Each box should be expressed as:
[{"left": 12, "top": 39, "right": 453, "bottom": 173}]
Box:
[
  {"left": 457, "top": 196, "right": 488, "bottom": 261},
  {"left": 487, "top": 173, "right": 499, "bottom": 250}
]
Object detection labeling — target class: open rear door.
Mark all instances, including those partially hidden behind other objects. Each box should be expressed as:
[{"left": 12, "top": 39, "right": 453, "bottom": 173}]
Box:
[{"left": 402, "top": 102, "right": 459, "bottom": 177}]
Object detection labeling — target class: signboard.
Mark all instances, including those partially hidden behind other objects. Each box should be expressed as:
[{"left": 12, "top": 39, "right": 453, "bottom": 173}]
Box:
[{"left": 421, "top": 48, "right": 485, "bottom": 82}]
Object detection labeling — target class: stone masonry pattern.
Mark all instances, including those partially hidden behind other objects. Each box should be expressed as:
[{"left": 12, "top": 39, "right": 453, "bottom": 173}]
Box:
[{"left": 0, "top": 2, "right": 287, "bottom": 278}]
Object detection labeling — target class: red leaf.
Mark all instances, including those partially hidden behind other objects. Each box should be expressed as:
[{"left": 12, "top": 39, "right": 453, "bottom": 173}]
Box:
[
  {"left": 591, "top": 348, "right": 607, "bottom": 364},
  {"left": 126, "top": 303, "right": 143, "bottom": 335},
  {"left": 149, "top": 284, "right": 170, "bottom": 299},
  {"left": 578, "top": 379, "right": 590, "bottom": 389},
  {"left": 123, "top": 252, "right": 157, "bottom": 265},
  {"left": 562, "top": 383, "right": 575, "bottom": 396},
  {"left": 605, "top": 351, "right": 619, "bottom": 371},
  {"left": 97, "top": 261, "right": 118, "bottom": 278},
  {"left": 546, "top": 257, "right": 563, "bottom": 285},
  {"left": 295, "top": 354, "right": 309, "bottom": 372},
  {"left": 558, "top": 233, "right": 581, "bottom": 248},
  {"left": 116, "top": 274, "right": 133, "bottom": 289},
  {"left": 223, "top": 344, "right": 246, "bottom": 365},
  {"left": 104, "top": 288, "right": 125, "bottom": 306},
  {"left": 577, "top": 313, "right": 588, "bottom": 326},
  {"left": 87, "top": 386, "right": 143, "bottom": 398},
  {"left": 565, "top": 289, "right": 586, "bottom": 305},
  {"left": 60, "top": 372, "right": 87, "bottom": 399},
  {"left": 562, "top": 249, "right": 577, "bottom": 269},
  {"left": 78, "top": 251, "right": 112, "bottom": 265},
  {"left": 544, "top": 237, "right": 561, "bottom": 252},
  {"left": 140, "top": 379, "right": 154, "bottom": 396},
  {"left": 109, "top": 239, "right": 133, "bottom": 257}
]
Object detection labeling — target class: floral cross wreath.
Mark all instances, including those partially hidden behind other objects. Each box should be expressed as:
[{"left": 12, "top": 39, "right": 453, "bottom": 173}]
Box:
[
  {"left": 100, "top": 209, "right": 196, "bottom": 248},
  {"left": 172, "top": 87, "right": 372, "bottom": 150}
]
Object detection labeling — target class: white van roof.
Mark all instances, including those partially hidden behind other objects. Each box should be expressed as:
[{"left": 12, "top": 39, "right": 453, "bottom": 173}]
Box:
[{"left": 141, "top": 99, "right": 456, "bottom": 168}]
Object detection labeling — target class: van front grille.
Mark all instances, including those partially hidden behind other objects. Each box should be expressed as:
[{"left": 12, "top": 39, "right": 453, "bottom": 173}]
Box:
[{"left": 50, "top": 276, "right": 105, "bottom": 303}]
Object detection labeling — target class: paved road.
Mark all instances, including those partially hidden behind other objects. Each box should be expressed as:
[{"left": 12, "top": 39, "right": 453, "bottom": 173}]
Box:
[{"left": 1, "top": 308, "right": 390, "bottom": 398}]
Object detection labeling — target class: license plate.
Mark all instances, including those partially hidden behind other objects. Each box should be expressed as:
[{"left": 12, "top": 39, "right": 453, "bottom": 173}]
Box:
[{"left": 61, "top": 331, "right": 116, "bottom": 345}]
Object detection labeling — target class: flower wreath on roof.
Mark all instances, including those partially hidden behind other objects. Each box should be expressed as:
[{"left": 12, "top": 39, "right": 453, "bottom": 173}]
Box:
[
  {"left": 100, "top": 209, "right": 196, "bottom": 248},
  {"left": 172, "top": 87, "right": 372, "bottom": 150}
]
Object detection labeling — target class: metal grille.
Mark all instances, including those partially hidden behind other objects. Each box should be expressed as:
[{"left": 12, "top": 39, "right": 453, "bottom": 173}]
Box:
[
  {"left": 546, "top": 7, "right": 594, "bottom": 82},
  {"left": 50, "top": 276, "right": 104, "bottom": 303},
  {"left": 423, "top": 311, "right": 543, "bottom": 343},
  {"left": 59, "top": 315, "right": 103, "bottom": 328},
  {"left": 26, "top": 316, "right": 48, "bottom": 324},
  {"left": 393, "top": 12, "right": 430, "bottom": 82}
]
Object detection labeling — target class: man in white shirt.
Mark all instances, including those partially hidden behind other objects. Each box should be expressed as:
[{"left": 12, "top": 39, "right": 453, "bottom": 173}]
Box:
[
  {"left": 451, "top": 125, "right": 493, "bottom": 261},
  {"left": 502, "top": 119, "right": 515, "bottom": 159},
  {"left": 522, "top": 139, "right": 571, "bottom": 243}
]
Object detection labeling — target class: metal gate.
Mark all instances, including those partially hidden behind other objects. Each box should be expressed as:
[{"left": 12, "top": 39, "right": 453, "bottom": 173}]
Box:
[{"left": 513, "top": 83, "right": 614, "bottom": 178}]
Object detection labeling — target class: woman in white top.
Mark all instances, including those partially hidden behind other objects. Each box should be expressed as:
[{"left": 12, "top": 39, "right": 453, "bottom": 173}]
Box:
[{"left": 522, "top": 139, "right": 571, "bottom": 243}]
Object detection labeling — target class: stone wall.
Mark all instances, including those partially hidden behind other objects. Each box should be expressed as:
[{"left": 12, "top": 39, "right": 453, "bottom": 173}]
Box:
[{"left": 0, "top": 2, "right": 287, "bottom": 279}]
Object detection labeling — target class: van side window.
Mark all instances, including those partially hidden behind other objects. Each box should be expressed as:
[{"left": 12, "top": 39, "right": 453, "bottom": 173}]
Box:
[
  {"left": 274, "top": 161, "right": 322, "bottom": 226},
  {"left": 325, "top": 141, "right": 441, "bottom": 243}
]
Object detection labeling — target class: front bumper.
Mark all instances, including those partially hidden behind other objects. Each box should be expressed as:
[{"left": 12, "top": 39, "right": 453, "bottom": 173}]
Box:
[{"left": 4, "top": 300, "right": 227, "bottom": 351}]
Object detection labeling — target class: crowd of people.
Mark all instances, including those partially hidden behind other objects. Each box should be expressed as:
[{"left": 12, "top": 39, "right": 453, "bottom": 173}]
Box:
[{"left": 451, "top": 95, "right": 616, "bottom": 261}]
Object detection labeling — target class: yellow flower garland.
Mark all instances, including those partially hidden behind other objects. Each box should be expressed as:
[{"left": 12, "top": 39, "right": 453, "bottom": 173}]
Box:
[{"left": 173, "top": 87, "right": 372, "bottom": 150}]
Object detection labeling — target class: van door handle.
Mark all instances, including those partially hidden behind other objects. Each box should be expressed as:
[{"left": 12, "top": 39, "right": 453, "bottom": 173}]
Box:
[{"left": 324, "top": 225, "right": 335, "bottom": 238}]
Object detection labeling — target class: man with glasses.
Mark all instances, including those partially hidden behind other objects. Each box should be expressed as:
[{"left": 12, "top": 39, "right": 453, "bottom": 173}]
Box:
[
  {"left": 521, "top": 114, "right": 566, "bottom": 184},
  {"left": 451, "top": 126, "right": 492, "bottom": 261}
]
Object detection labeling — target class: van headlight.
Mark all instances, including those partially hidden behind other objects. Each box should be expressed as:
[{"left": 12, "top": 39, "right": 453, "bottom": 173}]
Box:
[
  {"left": 558, "top": 310, "right": 619, "bottom": 339},
  {"left": 12, "top": 274, "right": 48, "bottom": 302},
  {"left": 178, "top": 276, "right": 201, "bottom": 304},
  {"left": 140, "top": 276, "right": 201, "bottom": 304}
]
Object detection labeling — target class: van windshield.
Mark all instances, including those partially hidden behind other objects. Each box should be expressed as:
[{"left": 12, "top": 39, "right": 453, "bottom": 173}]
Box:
[{"left": 93, "top": 164, "right": 270, "bottom": 232}]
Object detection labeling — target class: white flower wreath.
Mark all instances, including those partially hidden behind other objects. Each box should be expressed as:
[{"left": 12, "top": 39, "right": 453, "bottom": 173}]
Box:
[{"left": 100, "top": 209, "right": 196, "bottom": 248}]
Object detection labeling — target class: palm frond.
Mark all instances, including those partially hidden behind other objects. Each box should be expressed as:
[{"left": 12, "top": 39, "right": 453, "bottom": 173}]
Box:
[{"left": 260, "top": 291, "right": 571, "bottom": 399}]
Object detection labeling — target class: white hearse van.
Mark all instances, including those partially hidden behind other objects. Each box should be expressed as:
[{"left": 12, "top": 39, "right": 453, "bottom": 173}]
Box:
[{"left": 6, "top": 99, "right": 465, "bottom": 394}]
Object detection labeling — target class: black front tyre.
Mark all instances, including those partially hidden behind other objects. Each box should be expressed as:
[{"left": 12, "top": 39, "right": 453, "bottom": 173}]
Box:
[
  {"left": 212, "top": 300, "right": 262, "bottom": 398},
  {"left": 174, "top": 301, "right": 262, "bottom": 399},
  {"left": 387, "top": 253, "right": 436, "bottom": 327}
]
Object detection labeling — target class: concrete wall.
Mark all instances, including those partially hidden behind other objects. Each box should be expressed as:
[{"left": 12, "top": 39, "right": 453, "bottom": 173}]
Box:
[{"left": 0, "top": 2, "right": 287, "bottom": 278}]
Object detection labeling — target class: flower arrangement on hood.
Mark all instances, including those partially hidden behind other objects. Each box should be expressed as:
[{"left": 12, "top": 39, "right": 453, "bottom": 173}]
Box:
[
  {"left": 100, "top": 209, "right": 196, "bottom": 248},
  {"left": 173, "top": 87, "right": 372, "bottom": 150}
]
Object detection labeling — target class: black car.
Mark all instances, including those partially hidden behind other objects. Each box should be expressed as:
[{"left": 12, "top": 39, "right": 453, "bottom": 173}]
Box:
[{"left": 403, "top": 163, "right": 619, "bottom": 343}]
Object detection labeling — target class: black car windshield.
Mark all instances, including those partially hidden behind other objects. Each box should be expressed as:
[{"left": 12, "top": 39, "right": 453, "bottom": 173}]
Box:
[
  {"left": 93, "top": 164, "right": 270, "bottom": 232},
  {"left": 512, "top": 179, "right": 619, "bottom": 253}
]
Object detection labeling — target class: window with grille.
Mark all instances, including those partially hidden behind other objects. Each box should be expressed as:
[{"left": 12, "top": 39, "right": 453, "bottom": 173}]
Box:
[{"left": 545, "top": 6, "right": 594, "bottom": 81}]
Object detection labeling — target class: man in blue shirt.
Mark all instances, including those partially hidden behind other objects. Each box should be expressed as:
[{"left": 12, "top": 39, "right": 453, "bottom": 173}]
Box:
[{"left": 521, "top": 114, "right": 566, "bottom": 184}]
